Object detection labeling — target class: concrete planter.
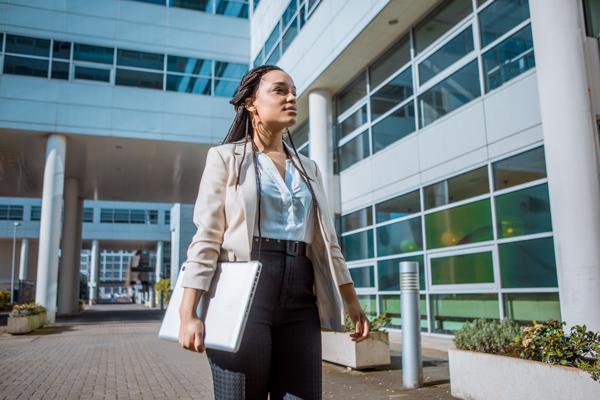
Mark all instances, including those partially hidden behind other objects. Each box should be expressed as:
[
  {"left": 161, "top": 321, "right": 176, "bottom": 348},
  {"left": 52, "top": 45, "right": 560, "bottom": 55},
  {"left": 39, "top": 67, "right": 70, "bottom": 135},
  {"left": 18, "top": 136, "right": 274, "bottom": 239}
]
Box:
[
  {"left": 321, "top": 330, "right": 391, "bottom": 369},
  {"left": 7, "top": 312, "right": 46, "bottom": 334},
  {"left": 449, "top": 349, "right": 600, "bottom": 400}
]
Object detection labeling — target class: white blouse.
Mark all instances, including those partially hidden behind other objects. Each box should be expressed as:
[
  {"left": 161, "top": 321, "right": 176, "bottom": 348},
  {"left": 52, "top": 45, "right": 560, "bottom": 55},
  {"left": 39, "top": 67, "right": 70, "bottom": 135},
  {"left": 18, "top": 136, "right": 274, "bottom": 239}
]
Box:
[{"left": 252, "top": 152, "right": 315, "bottom": 244}]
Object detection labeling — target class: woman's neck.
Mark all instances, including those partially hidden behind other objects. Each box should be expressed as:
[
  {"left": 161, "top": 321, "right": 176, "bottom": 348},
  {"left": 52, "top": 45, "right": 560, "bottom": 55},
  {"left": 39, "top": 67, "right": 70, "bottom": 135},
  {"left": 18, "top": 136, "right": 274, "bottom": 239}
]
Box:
[{"left": 252, "top": 126, "right": 285, "bottom": 153}]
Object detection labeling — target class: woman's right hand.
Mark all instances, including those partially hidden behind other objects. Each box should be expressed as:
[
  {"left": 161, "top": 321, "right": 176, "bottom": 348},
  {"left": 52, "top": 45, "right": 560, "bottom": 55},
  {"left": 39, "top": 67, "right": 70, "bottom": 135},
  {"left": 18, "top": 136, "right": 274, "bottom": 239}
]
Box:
[{"left": 179, "top": 316, "right": 206, "bottom": 353}]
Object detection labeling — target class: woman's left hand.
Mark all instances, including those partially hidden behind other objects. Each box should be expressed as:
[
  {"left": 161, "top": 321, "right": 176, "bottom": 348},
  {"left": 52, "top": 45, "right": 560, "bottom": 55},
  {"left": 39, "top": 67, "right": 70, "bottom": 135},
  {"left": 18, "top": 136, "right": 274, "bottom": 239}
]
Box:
[{"left": 347, "top": 301, "right": 370, "bottom": 342}]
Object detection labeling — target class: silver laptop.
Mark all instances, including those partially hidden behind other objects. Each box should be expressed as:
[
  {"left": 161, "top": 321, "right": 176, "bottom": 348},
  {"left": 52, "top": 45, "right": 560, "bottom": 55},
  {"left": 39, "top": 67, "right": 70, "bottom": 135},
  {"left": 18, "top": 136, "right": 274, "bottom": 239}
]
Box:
[{"left": 158, "top": 260, "right": 262, "bottom": 353}]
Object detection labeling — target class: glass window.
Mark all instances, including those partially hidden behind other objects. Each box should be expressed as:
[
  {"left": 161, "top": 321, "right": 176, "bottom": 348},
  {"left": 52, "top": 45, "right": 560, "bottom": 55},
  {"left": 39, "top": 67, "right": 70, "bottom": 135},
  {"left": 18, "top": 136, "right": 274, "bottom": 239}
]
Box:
[
  {"left": 74, "top": 65, "right": 111, "bottom": 82},
  {"left": 215, "top": 0, "right": 249, "bottom": 18},
  {"left": 431, "top": 293, "right": 499, "bottom": 334},
  {"left": 282, "top": 0, "right": 298, "bottom": 27},
  {"left": 370, "top": 67, "right": 413, "bottom": 121},
  {"left": 53, "top": 41, "right": 71, "bottom": 60},
  {"left": 355, "top": 294, "right": 377, "bottom": 317},
  {"left": 132, "top": 0, "right": 166, "bottom": 4},
  {"left": 168, "top": 55, "right": 211, "bottom": 75},
  {"left": 214, "top": 79, "right": 238, "bottom": 97},
  {"left": 424, "top": 166, "right": 489, "bottom": 209},
  {"left": 499, "top": 237, "right": 558, "bottom": 288},
  {"left": 369, "top": 35, "right": 411, "bottom": 89},
  {"left": 83, "top": 208, "right": 94, "bottom": 223},
  {"left": 167, "top": 74, "right": 211, "bottom": 94},
  {"left": 338, "top": 130, "right": 369, "bottom": 171},
  {"left": 378, "top": 255, "right": 425, "bottom": 291},
  {"left": 375, "top": 190, "right": 420, "bottom": 223},
  {"left": 116, "top": 68, "right": 163, "bottom": 89},
  {"left": 493, "top": 146, "right": 546, "bottom": 190},
  {"left": 5, "top": 34, "right": 50, "bottom": 57},
  {"left": 431, "top": 251, "right": 494, "bottom": 285},
  {"left": 414, "top": 0, "right": 473, "bottom": 54},
  {"left": 0, "top": 205, "right": 24, "bottom": 221},
  {"left": 418, "top": 59, "right": 480, "bottom": 127},
  {"left": 264, "top": 24, "right": 280, "bottom": 59},
  {"left": 419, "top": 25, "right": 474, "bottom": 85},
  {"left": 336, "top": 72, "right": 367, "bottom": 116},
  {"left": 583, "top": 0, "right": 600, "bottom": 38},
  {"left": 338, "top": 105, "right": 368, "bottom": 140},
  {"left": 291, "top": 122, "right": 309, "bottom": 147},
  {"left": 379, "top": 294, "right": 428, "bottom": 330},
  {"left": 372, "top": 102, "right": 415, "bottom": 153},
  {"left": 215, "top": 61, "right": 247, "bottom": 79},
  {"left": 4, "top": 55, "right": 48, "bottom": 77},
  {"left": 282, "top": 22, "right": 298, "bottom": 53},
  {"left": 51, "top": 61, "right": 69, "bottom": 80},
  {"left": 117, "top": 49, "right": 163, "bottom": 70},
  {"left": 503, "top": 292, "right": 561, "bottom": 325},
  {"left": 266, "top": 45, "right": 280, "bottom": 65},
  {"left": 341, "top": 229, "right": 374, "bottom": 261},
  {"left": 377, "top": 217, "right": 423, "bottom": 257},
  {"left": 349, "top": 266, "right": 375, "bottom": 288},
  {"left": 478, "top": 0, "right": 530, "bottom": 48},
  {"left": 495, "top": 183, "right": 552, "bottom": 239},
  {"left": 341, "top": 206, "right": 372, "bottom": 232},
  {"left": 31, "top": 205, "right": 42, "bottom": 221},
  {"left": 483, "top": 24, "right": 535, "bottom": 92},
  {"left": 74, "top": 43, "right": 114, "bottom": 64},
  {"left": 425, "top": 198, "right": 493, "bottom": 249},
  {"left": 170, "top": 0, "right": 211, "bottom": 12}
]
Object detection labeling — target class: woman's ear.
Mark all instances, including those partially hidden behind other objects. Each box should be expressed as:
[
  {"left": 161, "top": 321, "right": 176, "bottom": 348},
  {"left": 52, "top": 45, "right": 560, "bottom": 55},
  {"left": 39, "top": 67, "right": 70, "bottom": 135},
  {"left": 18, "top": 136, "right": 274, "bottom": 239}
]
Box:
[{"left": 244, "top": 97, "right": 256, "bottom": 113}]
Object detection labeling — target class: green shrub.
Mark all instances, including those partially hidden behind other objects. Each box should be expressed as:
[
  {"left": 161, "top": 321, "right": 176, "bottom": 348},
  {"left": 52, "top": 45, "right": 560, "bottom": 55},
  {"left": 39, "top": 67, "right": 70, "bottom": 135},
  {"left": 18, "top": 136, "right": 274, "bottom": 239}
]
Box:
[
  {"left": 344, "top": 312, "right": 391, "bottom": 333},
  {"left": 0, "top": 290, "right": 10, "bottom": 305},
  {"left": 10, "top": 302, "right": 46, "bottom": 317},
  {"left": 453, "top": 318, "right": 522, "bottom": 355},
  {"left": 155, "top": 278, "right": 172, "bottom": 304}
]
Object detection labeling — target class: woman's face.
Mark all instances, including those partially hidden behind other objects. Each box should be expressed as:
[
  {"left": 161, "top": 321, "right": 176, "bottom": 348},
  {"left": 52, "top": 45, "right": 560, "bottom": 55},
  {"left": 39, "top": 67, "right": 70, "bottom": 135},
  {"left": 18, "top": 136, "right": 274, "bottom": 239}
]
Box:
[{"left": 246, "top": 70, "right": 297, "bottom": 132}]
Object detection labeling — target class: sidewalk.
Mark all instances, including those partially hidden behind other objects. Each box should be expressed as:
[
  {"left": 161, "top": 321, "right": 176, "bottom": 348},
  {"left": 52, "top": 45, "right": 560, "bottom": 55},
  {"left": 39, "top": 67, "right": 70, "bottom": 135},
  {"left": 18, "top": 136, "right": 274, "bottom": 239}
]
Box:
[{"left": 0, "top": 304, "right": 456, "bottom": 399}]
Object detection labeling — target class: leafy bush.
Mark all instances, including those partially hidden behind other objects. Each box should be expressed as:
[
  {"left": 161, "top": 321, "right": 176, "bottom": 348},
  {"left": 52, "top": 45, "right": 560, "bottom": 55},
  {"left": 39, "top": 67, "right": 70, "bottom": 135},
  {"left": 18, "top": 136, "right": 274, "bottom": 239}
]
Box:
[
  {"left": 155, "top": 278, "right": 172, "bottom": 304},
  {"left": 10, "top": 302, "right": 46, "bottom": 317},
  {"left": 0, "top": 290, "right": 10, "bottom": 305},
  {"left": 453, "top": 318, "right": 521, "bottom": 355},
  {"left": 344, "top": 312, "right": 391, "bottom": 333}
]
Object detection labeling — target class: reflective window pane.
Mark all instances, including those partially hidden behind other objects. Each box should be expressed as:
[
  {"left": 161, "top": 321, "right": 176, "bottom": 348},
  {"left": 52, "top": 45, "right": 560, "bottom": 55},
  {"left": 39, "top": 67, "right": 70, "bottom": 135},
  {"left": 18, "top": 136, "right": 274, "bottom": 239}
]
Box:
[
  {"left": 414, "top": 0, "right": 473, "bottom": 54},
  {"left": 419, "top": 25, "right": 474, "bottom": 85},
  {"left": 376, "top": 216, "right": 423, "bottom": 257},
  {"left": 425, "top": 199, "right": 493, "bottom": 249},
  {"left": 483, "top": 24, "right": 535, "bottom": 92},
  {"left": 503, "top": 292, "right": 561, "bottom": 325},
  {"left": 431, "top": 251, "right": 494, "bottom": 285},
  {"left": 74, "top": 43, "right": 114, "bottom": 64},
  {"left": 418, "top": 59, "right": 480, "bottom": 127},
  {"left": 170, "top": 0, "right": 211, "bottom": 12},
  {"left": 372, "top": 102, "right": 415, "bottom": 153},
  {"left": 479, "top": 0, "right": 530, "bottom": 48},
  {"left": 341, "top": 206, "right": 372, "bottom": 233},
  {"left": 431, "top": 293, "right": 499, "bottom": 334},
  {"left": 116, "top": 68, "right": 163, "bottom": 89},
  {"left": 282, "top": 0, "right": 297, "bottom": 27},
  {"left": 356, "top": 294, "right": 377, "bottom": 317},
  {"left": 51, "top": 61, "right": 69, "bottom": 80},
  {"left": 499, "top": 237, "right": 558, "bottom": 288},
  {"left": 495, "top": 183, "right": 552, "bottom": 238},
  {"left": 375, "top": 190, "right": 420, "bottom": 223},
  {"left": 493, "top": 146, "right": 546, "bottom": 190},
  {"left": 378, "top": 255, "right": 425, "bottom": 291},
  {"left": 379, "top": 294, "right": 428, "bottom": 330},
  {"left": 282, "top": 22, "right": 298, "bottom": 52},
  {"left": 583, "top": 0, "right": 600, "bottom": 38},
  {"left": 424, "top": 166, "right": 489, "bottom": 209},
  {"left": 338, "top": 105, "right": 368, "bottom": 139},
  {"left": 337, "top": 73, "right": 367, "bottom": 116},
  {"left": 349, "top": 266, "right": 375, "bottom": 288},
  {"left": 215, "top": 61, "right": 247, "bottom": 79},
  {"left": 4, "top": 55, "right": 48, "bottom": 77},
  {"left": 266, "top": 45, "right": 280, "bottom": 64},
  {"left": 341, "top": 229, "right": 374, "bottom": 261},
  {"left": 369, "top": 35, "right": 410, "bottom": 89},
  {"left": 167, "top": 55, "right": 211, "bottom": 75},
  {"left": 214, "top": 79, "right": 238, "bottom": 96},
  {"left": 370, "top": 66, "right": 413, "bottom": 121},
  {"left": 6, "top": 34, "right": 50, "bottom": 57},
  {"left": 53, "top": 40, "right": 71, "bottom": 60},
  {"left": 264, "top": 24, "right": 280, "bottom": 59},
  {"left": 291, "top": 122, "right": 309, "bottom": 147},
  {"left": 74, "top": 66, "right": 110, "bottom": 82},
  {"left": 338, "top": 130, "right": 369, "bottom": 171},
  {"left": 215, "top": 0, "right": 249, "bottom": 18},
  {"left": 117, "top": 49, "right": 163, "bottom": 70},
  {"left": 166, "top": 74, "right": 211, "bottom": 94},
  {"left": 83, "top": 208, "right": 94, "bottom": 223}
]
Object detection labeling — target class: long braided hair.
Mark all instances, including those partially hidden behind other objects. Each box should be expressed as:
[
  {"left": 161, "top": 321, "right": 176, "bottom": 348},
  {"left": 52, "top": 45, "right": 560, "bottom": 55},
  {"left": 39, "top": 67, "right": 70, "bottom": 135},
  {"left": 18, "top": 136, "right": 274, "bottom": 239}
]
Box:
[{"left": 221, "top": 64, "right": 320, "bottom": 242}]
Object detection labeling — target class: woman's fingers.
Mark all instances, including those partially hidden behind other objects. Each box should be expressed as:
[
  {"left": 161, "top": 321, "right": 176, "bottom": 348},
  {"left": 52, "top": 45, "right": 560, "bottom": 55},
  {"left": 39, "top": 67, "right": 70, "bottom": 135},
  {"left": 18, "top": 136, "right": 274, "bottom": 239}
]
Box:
[{"left": 194, "top": 330, "right": 205, "bottom": 353}]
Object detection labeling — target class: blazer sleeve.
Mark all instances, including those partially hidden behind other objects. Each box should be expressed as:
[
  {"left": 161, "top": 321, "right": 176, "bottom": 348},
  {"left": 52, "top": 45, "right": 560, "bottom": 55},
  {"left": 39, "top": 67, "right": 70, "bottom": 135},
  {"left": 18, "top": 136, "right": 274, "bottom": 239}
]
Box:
[
  {"left": 312, "top": 160, "right": 354, "bottom": 287},
  {"left": 180, "top": 147, "right": 227, "bottom": 291}
]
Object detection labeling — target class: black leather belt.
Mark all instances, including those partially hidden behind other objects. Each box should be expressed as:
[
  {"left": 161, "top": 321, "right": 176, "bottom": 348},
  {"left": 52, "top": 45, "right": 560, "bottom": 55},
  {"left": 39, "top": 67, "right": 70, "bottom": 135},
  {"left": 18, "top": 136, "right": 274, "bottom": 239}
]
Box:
[{"left": 252, "top": 236, "right": 306, "bottom": 257}]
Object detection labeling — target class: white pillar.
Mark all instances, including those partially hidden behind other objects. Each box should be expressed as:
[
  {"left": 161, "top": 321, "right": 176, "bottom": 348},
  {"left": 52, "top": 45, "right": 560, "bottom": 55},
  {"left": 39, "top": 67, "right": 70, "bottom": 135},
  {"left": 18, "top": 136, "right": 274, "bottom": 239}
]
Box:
[
  {"left": 57, "top": 178, "right": 81, "bottom": 315},
  {"left": 530, "top": 0, "right": 600, "bottom": 332},
  {"left": 88, "top": 240, "right": 100, "bottom": 305},
  {"left": 308, "top": 89, "right": 335, "bottom": 210},
  {"left": 18, "top": 238, "right": 29, "bottom": 281},
  {"left": 156, "top": 241, "right": 164, "bottom": 283},
  {"left": 73, "top": 197, "right": 84, "bottom": 308},
  {"left": 35, "top": 134, "right": 66, "bottom": 324},
  {"left": 170, "top": 204, "right": 180, "bottom": 289}
]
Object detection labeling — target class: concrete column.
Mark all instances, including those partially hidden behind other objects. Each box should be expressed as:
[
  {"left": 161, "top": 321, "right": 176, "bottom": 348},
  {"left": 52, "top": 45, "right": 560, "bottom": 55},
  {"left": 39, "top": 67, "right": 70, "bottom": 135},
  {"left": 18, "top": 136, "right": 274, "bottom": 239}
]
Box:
[
  {"left": 156, "top": 241, "right": 164, "bottom": 283},
  {"left": 73, "top": 197, "right": 84, "bottom": 306},
  {"left": 530, "top": 0, "right": 600, "bottom": 331},
  {"left": 57, "top": 178, "right": 81, "bottom": 315},
  {"left": 308, "top": 89, "right": 335, "bottom": 210},
  {"left": 170, "top": 205, "right": 180, "bottom": 289},
  {"left": 35, "top": 134, "right": 66, "bottom": 324},
  {"left": 88, "top": 240, "right": 100, "bottom": 305},
  {"left": 18, "top": 238, "right": 29, "bottom": 281}
]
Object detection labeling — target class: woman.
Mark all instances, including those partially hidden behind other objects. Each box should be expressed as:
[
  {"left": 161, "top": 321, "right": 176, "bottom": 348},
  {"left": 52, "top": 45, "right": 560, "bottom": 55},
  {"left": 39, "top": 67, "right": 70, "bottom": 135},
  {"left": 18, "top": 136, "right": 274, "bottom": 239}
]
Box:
[{"left": 178, "top": 64, "right": 369, "bottom": 399}]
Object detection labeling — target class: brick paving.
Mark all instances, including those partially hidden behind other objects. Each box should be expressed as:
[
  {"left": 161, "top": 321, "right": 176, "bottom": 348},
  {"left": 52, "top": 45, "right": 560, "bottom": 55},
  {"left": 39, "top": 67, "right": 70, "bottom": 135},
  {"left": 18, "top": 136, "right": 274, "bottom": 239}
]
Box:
[{"left": 0, "top": 304, "right": 456, "bottom": 400}]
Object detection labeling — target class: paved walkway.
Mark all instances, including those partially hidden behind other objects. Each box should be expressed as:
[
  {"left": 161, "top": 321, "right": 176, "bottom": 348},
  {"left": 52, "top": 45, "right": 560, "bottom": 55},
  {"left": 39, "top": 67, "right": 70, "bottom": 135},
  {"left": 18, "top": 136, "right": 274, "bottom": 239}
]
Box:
[{"left": 0, "top": 304, "right": 456, "bottom": 399}]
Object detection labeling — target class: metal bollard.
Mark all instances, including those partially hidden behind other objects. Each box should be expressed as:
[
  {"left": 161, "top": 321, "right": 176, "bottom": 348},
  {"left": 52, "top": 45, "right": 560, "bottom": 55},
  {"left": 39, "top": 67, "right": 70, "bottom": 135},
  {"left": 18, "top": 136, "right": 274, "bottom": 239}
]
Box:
[{"left": 400, "top": 261, "right": 423, "bottom": 389}]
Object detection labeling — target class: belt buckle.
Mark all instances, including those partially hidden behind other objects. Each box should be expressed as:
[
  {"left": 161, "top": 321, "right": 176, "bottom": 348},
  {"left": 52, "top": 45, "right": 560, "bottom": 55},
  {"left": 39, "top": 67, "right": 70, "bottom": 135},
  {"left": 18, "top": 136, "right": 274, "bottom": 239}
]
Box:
[{"left": 286, "top": 240, "right": 298, "bottom": 256}]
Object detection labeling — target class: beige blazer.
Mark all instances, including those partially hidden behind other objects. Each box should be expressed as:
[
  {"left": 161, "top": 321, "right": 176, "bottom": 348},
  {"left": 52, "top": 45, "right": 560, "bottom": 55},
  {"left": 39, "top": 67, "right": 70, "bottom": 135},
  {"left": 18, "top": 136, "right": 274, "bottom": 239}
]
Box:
[{"left": 180, "top": 138, "right": 354, "bottom": 332}]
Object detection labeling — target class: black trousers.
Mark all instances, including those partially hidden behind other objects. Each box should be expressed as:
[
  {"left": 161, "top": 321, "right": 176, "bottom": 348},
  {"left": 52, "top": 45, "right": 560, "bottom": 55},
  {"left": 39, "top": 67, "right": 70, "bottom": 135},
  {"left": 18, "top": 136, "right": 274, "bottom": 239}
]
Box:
[{"left": 206, "top": 236, "right": 322, "bottom": 400}]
